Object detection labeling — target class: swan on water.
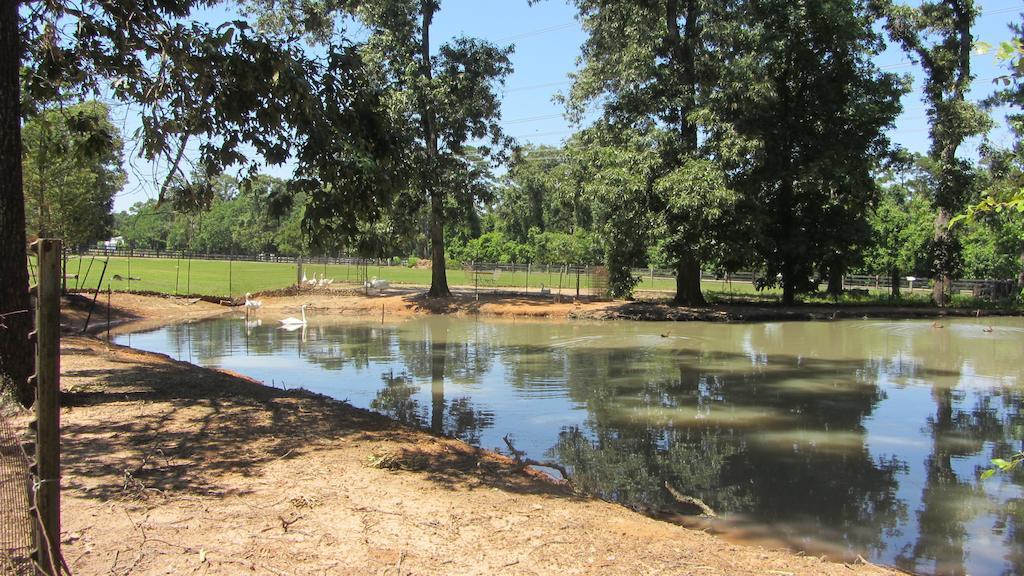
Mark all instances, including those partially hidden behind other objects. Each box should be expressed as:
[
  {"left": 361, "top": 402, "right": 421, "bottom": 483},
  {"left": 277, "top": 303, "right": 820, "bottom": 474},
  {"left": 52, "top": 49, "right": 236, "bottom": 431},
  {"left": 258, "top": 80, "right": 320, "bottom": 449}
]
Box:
[{"left": 280, "top": 304, "right": 308, "bottom": 327}]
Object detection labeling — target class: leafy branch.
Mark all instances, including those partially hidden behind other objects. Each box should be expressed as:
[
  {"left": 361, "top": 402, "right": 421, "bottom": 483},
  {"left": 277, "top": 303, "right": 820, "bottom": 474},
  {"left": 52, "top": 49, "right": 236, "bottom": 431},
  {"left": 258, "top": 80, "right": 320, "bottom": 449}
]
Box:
[{"left": 980, "top": 451, "right": 1024, "bottom": 480}]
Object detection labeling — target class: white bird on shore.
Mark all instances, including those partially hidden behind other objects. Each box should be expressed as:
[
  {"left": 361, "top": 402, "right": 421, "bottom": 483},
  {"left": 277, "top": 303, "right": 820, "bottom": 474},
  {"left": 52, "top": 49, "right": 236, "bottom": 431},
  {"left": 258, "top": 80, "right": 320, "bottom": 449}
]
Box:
[
  {"left": 280, "top": 304, "right": 308, "bottom": 328},
  {"left": 244, "top": 293, "right": 262, "bottom": 311},
  {"left": 367, "top": 277, "right": 389, "bottom": 289}
]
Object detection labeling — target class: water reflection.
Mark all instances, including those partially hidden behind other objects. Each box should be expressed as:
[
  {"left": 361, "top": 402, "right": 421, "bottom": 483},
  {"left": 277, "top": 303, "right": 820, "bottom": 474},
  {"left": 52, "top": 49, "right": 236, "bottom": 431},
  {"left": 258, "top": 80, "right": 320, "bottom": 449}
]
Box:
[{"left": 117, "top": 316, "right": 1024, "bottom": 576}]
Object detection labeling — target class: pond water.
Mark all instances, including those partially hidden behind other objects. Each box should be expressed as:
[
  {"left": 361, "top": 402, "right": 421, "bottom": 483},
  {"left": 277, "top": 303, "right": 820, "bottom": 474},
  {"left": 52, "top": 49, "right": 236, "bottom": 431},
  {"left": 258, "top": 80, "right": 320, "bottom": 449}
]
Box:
[{"left": 116, "top": 315, "right": 1024, "bottom": 575}]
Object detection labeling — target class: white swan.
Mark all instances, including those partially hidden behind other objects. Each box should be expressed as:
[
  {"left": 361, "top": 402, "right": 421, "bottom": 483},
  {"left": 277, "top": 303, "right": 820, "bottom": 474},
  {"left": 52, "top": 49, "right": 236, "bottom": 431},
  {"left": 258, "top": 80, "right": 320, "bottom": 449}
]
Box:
[
  {"left": 280, "top": 304, "right": 308, "bottom": 327},
  {"left": 244, "top": 292, "right": 262, "bottom": 310}
]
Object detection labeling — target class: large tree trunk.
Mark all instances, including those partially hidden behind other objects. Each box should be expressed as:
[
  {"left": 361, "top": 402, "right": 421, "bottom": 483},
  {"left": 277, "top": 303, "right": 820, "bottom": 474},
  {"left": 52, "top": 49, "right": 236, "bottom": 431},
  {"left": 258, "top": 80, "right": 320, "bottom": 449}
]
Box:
[
  {"left": 672, "top": 254, "right": 705, "bottom": 306},
  {"left": 890, "top": 267, "right": 901, "bottom": 299},
  {"left": 0, "top": 1, "right": 34, "bottom": 406},
  {"left": 782, "top": 275, "right": 796, "bottom": 306},
  {"left": 827, "top": 263, "right": 843, "bottom": 297},
  {"left": 665, "top": 0, "right": 706, "bottom": 307},
  {"left": 932, "top": 207, "right": 953, "bottom": 307},
  {"left": 420, "top": 1, "right": 450, "bottom": 298}
]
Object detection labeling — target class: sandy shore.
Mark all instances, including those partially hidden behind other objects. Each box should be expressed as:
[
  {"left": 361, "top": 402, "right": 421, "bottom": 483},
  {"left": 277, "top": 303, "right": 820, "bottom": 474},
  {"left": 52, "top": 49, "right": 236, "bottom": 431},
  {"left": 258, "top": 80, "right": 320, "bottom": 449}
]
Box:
[{"left": 23, "top": 291, "right": 906, "bottom": 575}]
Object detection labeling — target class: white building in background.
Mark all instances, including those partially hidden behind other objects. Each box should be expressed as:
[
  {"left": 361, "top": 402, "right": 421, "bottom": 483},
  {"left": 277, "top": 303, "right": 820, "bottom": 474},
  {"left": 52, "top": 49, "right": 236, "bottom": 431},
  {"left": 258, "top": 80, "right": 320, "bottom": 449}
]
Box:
[{"left": 102, "top": 236, "right": 124, "bottom": 250}]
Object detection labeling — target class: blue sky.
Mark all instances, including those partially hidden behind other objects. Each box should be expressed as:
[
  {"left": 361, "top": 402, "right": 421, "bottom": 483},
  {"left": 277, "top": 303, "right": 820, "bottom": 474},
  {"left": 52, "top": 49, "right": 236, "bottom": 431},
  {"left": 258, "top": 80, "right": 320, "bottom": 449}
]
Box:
[{"left": 111, "top": 0, "right": 1023, "bottom": 211}]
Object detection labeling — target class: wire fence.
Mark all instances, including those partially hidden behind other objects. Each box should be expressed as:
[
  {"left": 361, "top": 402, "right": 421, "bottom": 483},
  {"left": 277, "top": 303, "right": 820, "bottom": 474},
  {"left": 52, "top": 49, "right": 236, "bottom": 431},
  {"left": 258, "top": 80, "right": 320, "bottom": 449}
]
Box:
[
  {"left": 67, "top": 248, "right": 1020, "bottom": 301},
  {"left": 0, "top": 407, "right": 34, "bottom": 575}
]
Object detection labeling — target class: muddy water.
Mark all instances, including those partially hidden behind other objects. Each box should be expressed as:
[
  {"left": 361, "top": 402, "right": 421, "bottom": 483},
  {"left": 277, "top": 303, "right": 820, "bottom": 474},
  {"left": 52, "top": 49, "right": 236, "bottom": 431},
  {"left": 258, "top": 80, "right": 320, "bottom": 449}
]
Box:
[{"left": 117, "top": 316, "right": 1024, "bottom": 575}]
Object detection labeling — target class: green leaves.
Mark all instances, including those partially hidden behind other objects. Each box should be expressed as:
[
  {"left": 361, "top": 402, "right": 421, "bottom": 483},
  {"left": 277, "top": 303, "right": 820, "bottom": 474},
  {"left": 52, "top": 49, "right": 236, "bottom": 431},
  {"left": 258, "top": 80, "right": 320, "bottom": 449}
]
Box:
[
  {"left": 22, "top": 101, "right": 125, "bottom": 247},
  {"left": 980, "top": 452, "right": 1024, "bottom": 481}
]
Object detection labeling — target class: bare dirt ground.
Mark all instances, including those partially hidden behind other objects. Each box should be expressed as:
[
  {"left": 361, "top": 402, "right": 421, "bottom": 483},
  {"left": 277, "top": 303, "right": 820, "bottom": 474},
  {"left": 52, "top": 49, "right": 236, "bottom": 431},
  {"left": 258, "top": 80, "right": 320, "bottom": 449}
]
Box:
[{"left": 32, "top": 292, "right": 904, "bottom": 575}]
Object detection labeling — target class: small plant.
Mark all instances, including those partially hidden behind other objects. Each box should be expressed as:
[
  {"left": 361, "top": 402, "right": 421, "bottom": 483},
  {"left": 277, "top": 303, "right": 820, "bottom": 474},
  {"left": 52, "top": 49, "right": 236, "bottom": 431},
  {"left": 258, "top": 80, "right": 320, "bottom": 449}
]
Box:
[{"left": 981, "top": 452, "right": 1024, "bottom": 480}]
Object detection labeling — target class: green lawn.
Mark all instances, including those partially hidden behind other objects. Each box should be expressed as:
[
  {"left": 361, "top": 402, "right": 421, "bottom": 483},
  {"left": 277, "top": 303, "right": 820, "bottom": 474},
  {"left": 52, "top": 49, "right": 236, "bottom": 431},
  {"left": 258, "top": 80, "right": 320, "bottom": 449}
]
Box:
[
  {"left": 32, "top": 255, "right": 1015, "bottom": 310},
  {"left": 49, "top": 256, "right": 612, "bottom": 298}
]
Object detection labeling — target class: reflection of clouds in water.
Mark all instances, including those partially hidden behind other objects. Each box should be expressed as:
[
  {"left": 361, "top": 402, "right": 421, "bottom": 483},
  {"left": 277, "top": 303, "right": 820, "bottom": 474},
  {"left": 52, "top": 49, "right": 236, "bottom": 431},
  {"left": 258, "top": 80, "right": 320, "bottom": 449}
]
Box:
[
  {"left": 547, "top": 335, "right": 605, "bottom": 348},
  {"left": 608, "top": 404, "right": 794, "bottom": 428},
  {"left": 866, "top": 435, "right": 931, "bottom": 450},
  {"left": 750, "top": 430, "right": 867, "bottom": 455}
]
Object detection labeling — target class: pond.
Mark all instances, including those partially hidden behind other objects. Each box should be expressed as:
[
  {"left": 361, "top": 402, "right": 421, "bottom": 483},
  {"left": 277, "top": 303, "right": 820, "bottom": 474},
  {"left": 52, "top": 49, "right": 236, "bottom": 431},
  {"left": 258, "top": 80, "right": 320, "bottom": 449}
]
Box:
[{"left": 116, "top": 315, "right": 1024, "bottom": 575}]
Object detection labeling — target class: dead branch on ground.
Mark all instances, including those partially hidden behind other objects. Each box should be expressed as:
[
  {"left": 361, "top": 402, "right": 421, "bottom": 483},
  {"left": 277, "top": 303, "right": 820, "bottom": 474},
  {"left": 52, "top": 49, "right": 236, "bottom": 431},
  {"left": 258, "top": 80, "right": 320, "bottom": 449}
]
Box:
[
  {"left": 663, "top": 481, "right": 716, "bottom": 517},
  {"left": 501, "top": 435, "right": 571, "bottom": 483}
]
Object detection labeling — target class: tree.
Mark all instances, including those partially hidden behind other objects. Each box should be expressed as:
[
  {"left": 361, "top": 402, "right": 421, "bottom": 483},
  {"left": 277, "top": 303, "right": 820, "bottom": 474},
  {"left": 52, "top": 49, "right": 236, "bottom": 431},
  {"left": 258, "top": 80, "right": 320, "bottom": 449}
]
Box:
[
  {"left": 566, "top": 0, "right": 733, "bottom": 305},
  {"left": 654, "top": 157, "right": 739, "bottom": 305},
  {"left": 494, "top": 146, "right": 563, "bottom": 244},
  {"left": 23, "top": 100, "right": 126, "bottom": 289},
  {"left": 879, "top": 0, "right": 991, "bottom": 306},
  {"left": 246, "top": 0, "right": 513, "bottom": 297},
  {"left": 709, "top": 0, "right": 903, "bottom": 305},
  {"left": 863, "top": 166, "right": 936, "bottom": 297},
  {"left": 356, "top": 1, "right": 513, "bottom": 297},
  {"left": 566, "top": 127, "right": 657, "bottom": 298},
  {"left": 3, "top": 0, "right": 398, "bottom": 405},
  {"left": 0, "top": 1, "right": 30, "bottom": 403}
]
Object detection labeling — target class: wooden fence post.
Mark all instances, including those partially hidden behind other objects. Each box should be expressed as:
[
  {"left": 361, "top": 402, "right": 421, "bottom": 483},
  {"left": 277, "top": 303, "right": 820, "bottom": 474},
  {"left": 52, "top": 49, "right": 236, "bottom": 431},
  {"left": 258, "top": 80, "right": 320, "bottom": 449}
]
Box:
[{"left": 30, "top": 238, "right": 62, "bottom": 575}]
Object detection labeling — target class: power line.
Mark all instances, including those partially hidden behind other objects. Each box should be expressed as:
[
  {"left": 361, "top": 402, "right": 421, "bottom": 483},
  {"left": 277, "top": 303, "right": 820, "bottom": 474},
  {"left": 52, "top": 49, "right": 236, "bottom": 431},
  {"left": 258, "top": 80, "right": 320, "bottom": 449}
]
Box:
[
  {"left": 503, "top": 80, "right": 572, "bottom": 94},
  {"left": 500, "top": 113, "right": 566, "bottom": 125},
  {"left": 493, "top": 22, "right": 578, "bottom": 43}
]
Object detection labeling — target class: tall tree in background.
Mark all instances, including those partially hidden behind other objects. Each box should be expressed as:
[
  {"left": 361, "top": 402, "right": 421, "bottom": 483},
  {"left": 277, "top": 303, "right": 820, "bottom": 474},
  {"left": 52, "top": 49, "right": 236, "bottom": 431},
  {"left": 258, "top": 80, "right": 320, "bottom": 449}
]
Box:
[
  {"left": 709, "top": 0, "right": 902, "bottom": 305},
  {"left": 879, "top": 0, "right": 990, "bottom": 306},
  {"left": 247, "top": 0, "right": 513, "bottom": 297},
  {"left": 354, "top": 1, "right": 512, "bottom": 297},
  {"left": 567, "top": 0, "right": 735, "bottom": 305}
]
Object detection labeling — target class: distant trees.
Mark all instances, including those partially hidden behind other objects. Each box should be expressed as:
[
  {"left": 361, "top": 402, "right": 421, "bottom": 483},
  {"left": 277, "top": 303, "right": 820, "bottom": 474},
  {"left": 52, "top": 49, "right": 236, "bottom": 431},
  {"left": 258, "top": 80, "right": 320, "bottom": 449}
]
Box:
[
  {"left": 22, "top": 101, "right": 125, "bottom": 250},
  {"left": 863, "top": 166, "right": 939, "bottom": 297},
  {"left": 115, "top": 175, "right": 310, "bottom": 256}
]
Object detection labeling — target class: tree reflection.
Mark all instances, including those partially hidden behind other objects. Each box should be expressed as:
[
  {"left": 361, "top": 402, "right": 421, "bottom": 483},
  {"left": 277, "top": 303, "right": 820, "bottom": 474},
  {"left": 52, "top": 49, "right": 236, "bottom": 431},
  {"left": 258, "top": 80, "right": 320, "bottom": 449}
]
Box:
[
  {"left": 370, "top": 320, "right": 494, "bottom": 445},
  {"left": 544, "top": 336, "right": 907, "bottom": 557}
]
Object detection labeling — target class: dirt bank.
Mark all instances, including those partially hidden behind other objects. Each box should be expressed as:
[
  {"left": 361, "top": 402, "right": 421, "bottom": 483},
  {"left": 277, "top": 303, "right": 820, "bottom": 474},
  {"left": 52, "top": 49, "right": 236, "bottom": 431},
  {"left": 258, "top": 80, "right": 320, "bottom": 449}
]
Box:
[{"left": 25, "top": 293, "right": 905, "bottom": 575}]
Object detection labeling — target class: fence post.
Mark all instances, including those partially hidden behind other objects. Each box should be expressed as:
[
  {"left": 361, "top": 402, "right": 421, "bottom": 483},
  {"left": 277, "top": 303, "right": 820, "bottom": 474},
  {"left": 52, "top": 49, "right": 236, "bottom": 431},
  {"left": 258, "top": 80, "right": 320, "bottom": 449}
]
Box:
[{"left": 30, "top": 238, "right": 62, "bottom": 575}]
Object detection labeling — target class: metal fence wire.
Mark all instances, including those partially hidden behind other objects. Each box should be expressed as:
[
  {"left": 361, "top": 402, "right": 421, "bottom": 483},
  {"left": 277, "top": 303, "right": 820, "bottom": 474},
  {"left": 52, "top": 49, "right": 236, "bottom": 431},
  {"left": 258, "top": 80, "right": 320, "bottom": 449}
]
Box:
[{"left": 0, "top": 407, "right": 34, "bottom": 575}]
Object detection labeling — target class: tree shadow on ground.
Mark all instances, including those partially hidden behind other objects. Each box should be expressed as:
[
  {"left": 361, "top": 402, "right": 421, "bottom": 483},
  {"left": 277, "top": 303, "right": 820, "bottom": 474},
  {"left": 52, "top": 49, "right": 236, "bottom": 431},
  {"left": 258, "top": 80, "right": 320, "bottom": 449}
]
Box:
[{"left": 59, "top": 338, "right": 573, "bottom": 506}]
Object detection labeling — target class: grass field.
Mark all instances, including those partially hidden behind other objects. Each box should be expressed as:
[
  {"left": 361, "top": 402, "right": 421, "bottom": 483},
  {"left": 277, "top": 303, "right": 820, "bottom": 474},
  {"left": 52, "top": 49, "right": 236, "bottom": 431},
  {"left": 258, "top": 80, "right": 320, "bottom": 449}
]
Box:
[
  {"left": 47, "top": 256, "right": 620, "bottom": 298},
  {"left": 33, "top": 254, "right": 1014, "bottom": 309}
]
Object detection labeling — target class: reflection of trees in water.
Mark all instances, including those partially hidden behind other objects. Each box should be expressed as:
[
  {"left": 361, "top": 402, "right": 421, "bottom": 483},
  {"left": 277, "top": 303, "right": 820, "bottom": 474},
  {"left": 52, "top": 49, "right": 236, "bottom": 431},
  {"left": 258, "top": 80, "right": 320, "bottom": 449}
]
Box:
[
  {"left": 895, "top": 365, "right": 1024, "bottom": 575},
  {"left": 369, "top": 321, "right": 494, "bottom": 445},
  {"left": 543, "top": 342, "right": 906, "bottom": 556},
  {"left": 553, "top": 426, "right": 751, "bottom": 514},
  {"left": 370, "top": 373, "right": 495, "bottom": 446},
  {"left": 994, "top": 497, "right": 1024, "bottom": 576}
]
